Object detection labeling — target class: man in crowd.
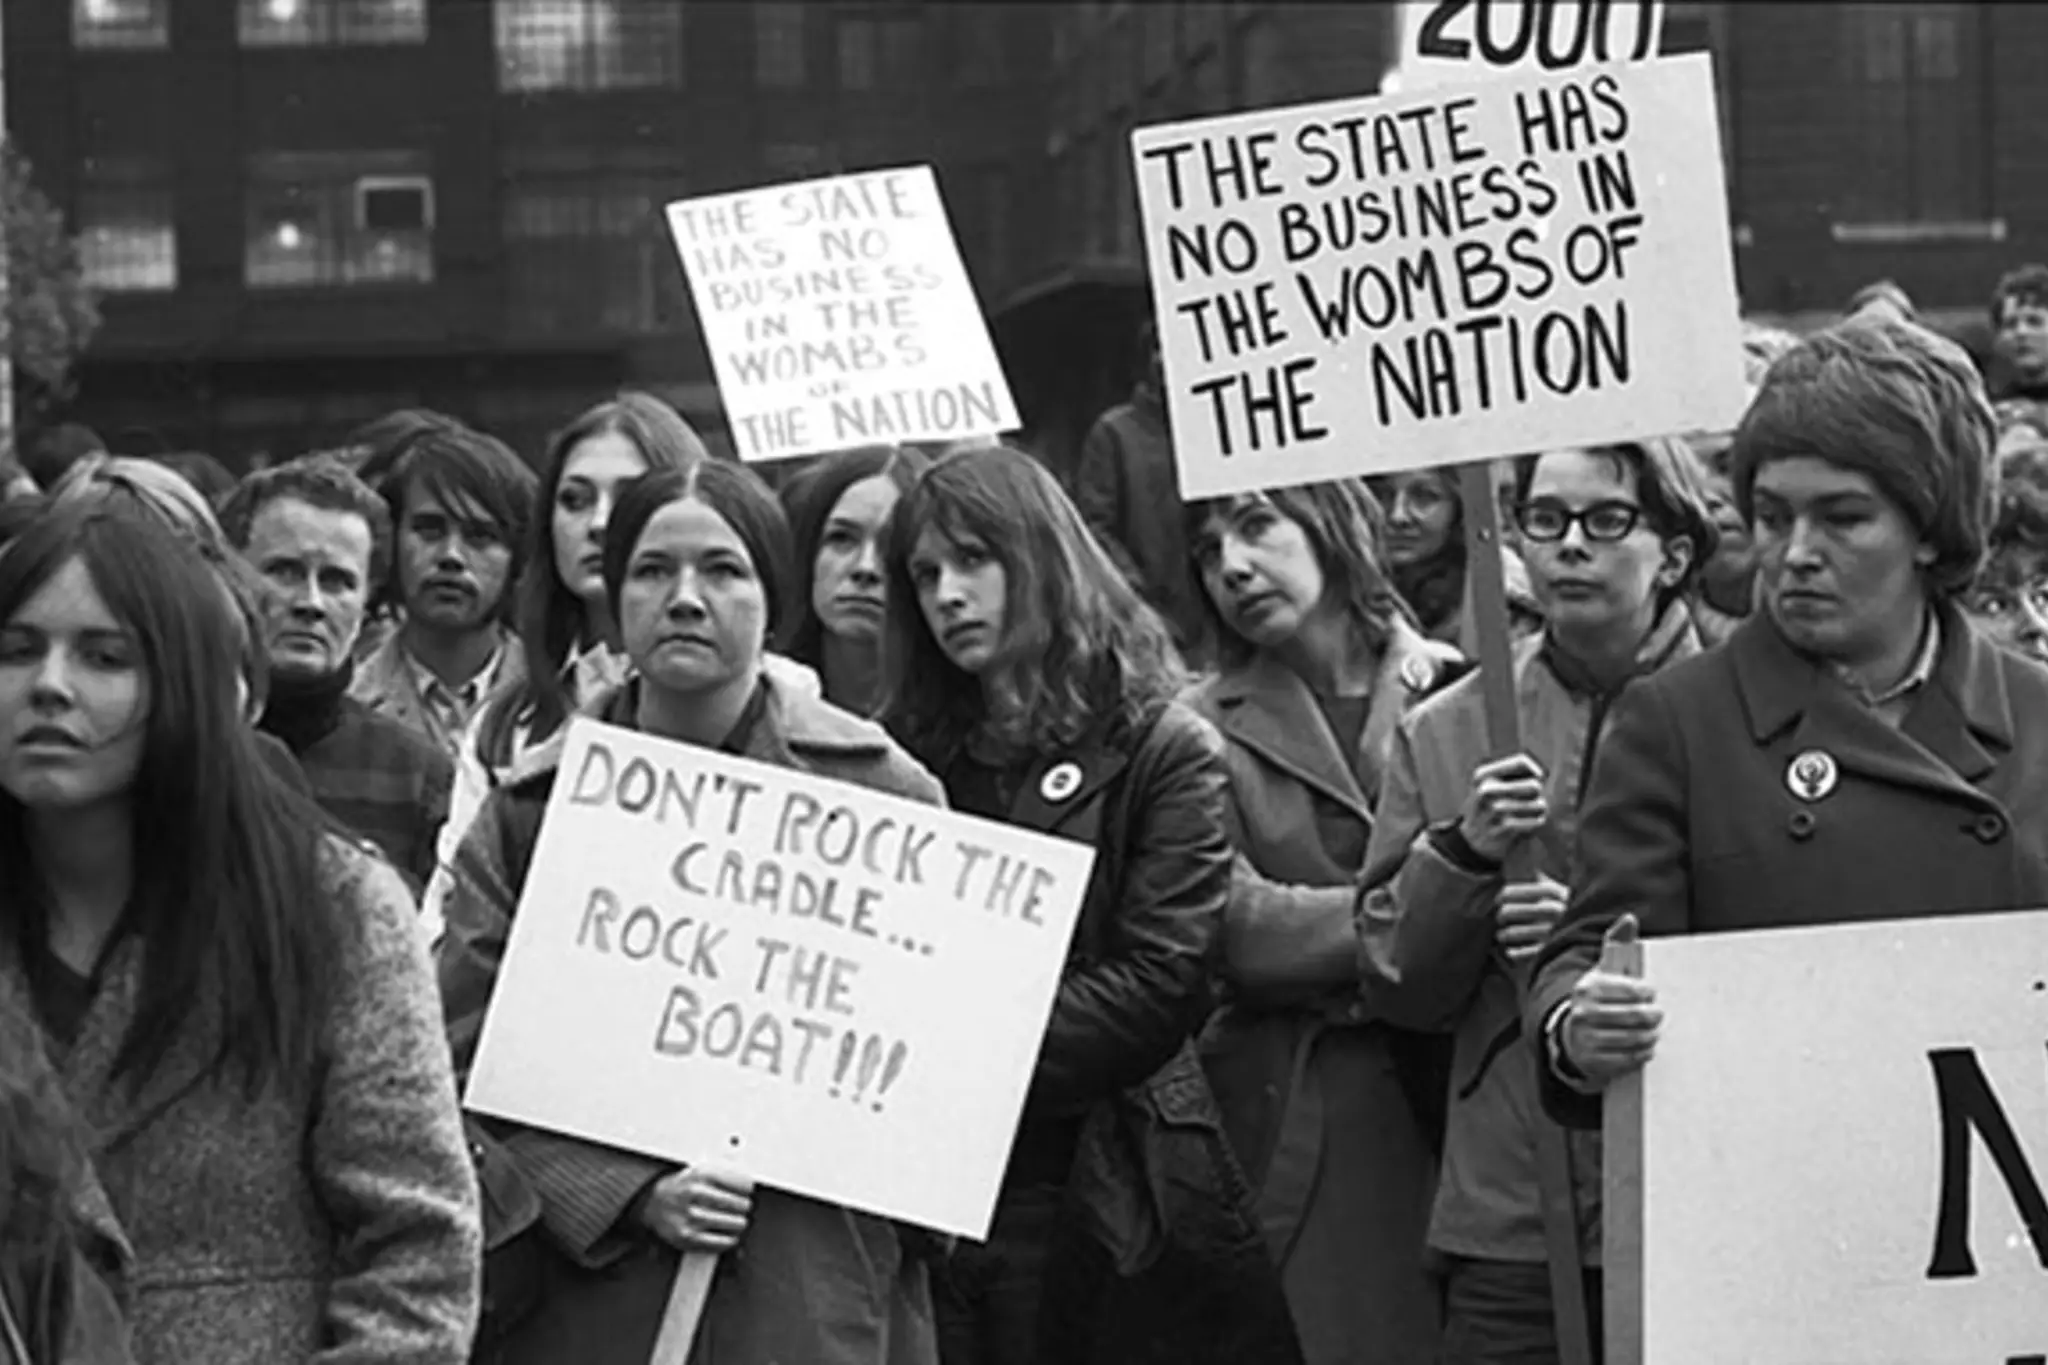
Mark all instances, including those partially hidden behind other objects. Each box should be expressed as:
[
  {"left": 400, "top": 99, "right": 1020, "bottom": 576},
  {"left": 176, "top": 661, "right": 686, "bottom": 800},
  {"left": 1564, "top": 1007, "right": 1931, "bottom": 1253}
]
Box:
[
  {"left": 353, "top": 423, "right": 537, "bottom": 758},
  {"left": 1990, "top": 263, "right": 2048, "bottom": 449},
  {"left": 221, "top": 456, "right": 452, "bottom": 891}
]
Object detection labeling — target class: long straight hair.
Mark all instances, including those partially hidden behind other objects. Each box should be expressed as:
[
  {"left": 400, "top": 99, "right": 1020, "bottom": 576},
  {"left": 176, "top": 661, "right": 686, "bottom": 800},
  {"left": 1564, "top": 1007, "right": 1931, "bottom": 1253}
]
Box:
[
  {"left": 779, "top": 444, "right": 931, "bottom": 671},
  {"left": 481, "top": 392, "right": 708, "bottom": 762},
  {"left": 0, "top": 997, "right": 80, "bottom": 1362},
  {"left": 0, "top": 508, "right": 336, "bottom": 1101},
  {"left": 881, "top": 445, "right": 1185, "bottom": 764}
]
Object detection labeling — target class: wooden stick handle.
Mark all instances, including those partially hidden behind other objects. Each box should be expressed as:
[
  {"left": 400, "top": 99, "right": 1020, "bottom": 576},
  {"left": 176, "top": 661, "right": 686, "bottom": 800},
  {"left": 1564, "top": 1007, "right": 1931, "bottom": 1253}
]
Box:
[{"left": 648, "top": 1250, "right": 720, "bottom": 1365}]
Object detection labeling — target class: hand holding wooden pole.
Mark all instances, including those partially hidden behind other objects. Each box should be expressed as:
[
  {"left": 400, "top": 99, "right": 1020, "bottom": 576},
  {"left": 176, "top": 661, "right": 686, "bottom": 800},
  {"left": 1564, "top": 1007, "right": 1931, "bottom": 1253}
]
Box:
[{"left": 648, "top": 1250, "right": 720, "bottom": 1365}]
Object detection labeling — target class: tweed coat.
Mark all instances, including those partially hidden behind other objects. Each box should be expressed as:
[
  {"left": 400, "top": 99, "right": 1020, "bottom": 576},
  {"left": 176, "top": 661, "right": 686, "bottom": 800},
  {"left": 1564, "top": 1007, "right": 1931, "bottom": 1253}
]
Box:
[{"left": 0, "top": 838, "right": 484, "bottom": 1364}]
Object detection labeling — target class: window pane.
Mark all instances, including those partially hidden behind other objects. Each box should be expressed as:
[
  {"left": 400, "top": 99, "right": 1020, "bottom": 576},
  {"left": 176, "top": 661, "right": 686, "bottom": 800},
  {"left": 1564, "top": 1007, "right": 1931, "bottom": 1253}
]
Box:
[
  {"left": 1913, "top": 12, "right": 1960, "bottom": 80},
  {"left": 246, "top": 151, "right": 433, "bottom": 288},
  {"left": 241, "top": 0, "right": 329, "bottom": 45},
  {"left": 1837, "top": 3, "right": 1985, "bottom": 222},
  {"left": 496, "top": 0, "right": 681, "bottom": 92},
  {"left": 73, "top": 0, "right": 168, "bottom": 49},
  {"left": 880, "top": 19, "right": 922, "bottom": 85},
  {"left": 756, "top": 3, "right": 807, "bottom": 87},
  {"left": 503, "top": 173, "right": 667, "bottom": 333},
  {"left": 957, "top": 11, "right": 1005, "bottom": 86},
  {"left": 838, "top": 19, "right": 877, "bottom": 91},
  {"left": 79, "top": 174, "right": 177, "bottom": 292}
]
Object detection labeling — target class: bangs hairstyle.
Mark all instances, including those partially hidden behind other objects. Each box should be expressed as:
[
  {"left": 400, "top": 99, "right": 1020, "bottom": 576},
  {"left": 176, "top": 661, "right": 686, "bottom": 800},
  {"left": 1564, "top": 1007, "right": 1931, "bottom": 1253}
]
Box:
[
  {"left": 488, "top": 391, "right": 711, "bottom": 755},
  {"left": 51, "top": 453, "right": 227, "bottom": 552},
  {"left": 0, "top": 508, "right": 335, "bottom": 1101},
  {"left": 601, "top": 462, "right": 796, "bottom": 652},
  {"left": 372, "top": 424, "right": 539, "bottom": 618},
  {"left": 219, "top": 454, "right": 392, "bottom": 587},
  {"left": 779, "top": 444, "right": 932, "bottom": 667},
  {"left": 882, "top": 444, "right": 1185, "bottom": 762},
  {"left": 1731, "top": 316, "right": 1995, "bottom": 597},
  {"left": 1991, "top": 262, "right": 2048, "bottom": 328},
  {"left": 1511, "top": 437, "right": 1721, "bottom": 607},
  {"left": 1184, "top": 477, "right": 1408, "bottom": 666}
]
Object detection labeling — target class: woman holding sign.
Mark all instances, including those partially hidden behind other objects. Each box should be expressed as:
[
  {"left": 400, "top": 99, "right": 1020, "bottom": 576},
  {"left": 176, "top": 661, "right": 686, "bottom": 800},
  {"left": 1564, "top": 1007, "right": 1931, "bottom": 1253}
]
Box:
[
  {"left": 883, "top": 445, "right": 1300, "bottom": 1365},
  {"left": 1360, "top": 437, "right": 1715, "bottom": 1365},
  {"left": 1528, "top": 317, "right": 2048, "bottom": 1121},
  {"left": 0, "top": 506, "right": 481, "bottom": 1362},
  {"left": 1180, "top": 476, "right": 1459, "bottom": 1365},
  {"left": 437, "top": 460, "right": 946, "bottom": 1365}
]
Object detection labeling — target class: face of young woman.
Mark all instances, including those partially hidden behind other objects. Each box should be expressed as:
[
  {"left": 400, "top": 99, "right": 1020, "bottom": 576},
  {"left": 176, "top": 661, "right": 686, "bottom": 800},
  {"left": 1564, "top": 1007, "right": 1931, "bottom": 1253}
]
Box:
[
  {"left": 1519, "top": 449, "right": 1689, "bottom": 639},
  {"left": 0, "top": 558, "right": 149, "bottom": 812},
  {"left": 552, "top": 431, "right": 651, "bottom": 605},
  {"left": 1962, "top": 545, "right": 2048, "bottom": 665},
  {"left": 1194, "top": 496, "right": 1329, "bottom": 652},
  {"left": 619, "top": 497, "right": 769, "bottom": 698},
  {"left": 1379, "top": 471, "right": 1456, "bottom": 567},
  {"left": 909, "top": 526, "right": 1008, "bottom": 675},
  {"left": 1750, "top": 456, "right": 1931, "bottom": 666},
  {"left": 812, "top": 475, "right": 898, "bottom": 644}
]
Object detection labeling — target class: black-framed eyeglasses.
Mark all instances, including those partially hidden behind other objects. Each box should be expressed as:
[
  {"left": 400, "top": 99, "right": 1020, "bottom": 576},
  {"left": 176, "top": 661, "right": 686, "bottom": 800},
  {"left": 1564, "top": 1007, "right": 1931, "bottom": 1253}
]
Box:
[{"left": 1514, "top": 499, "right": 1644, "bottom": 544}]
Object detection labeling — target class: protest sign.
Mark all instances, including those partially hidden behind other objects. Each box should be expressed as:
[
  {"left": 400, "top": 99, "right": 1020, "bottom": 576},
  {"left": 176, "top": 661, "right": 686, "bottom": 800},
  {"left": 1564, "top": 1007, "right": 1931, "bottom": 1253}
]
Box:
[
  {"left": 1395, "top": 0, "right": 1666, "bottom": 90},
  {"left": 1604, "top": 909, "right": 2048, "bottom": 1364},
  {"left": 1130, "top": 53, "right": 1744, "bottom": 500},
  {"left": 666, "top": 166, "right": 1019, "bottom": 463},
  {"left": 464, "top": 717, "right": 1093, "bottom": 1240}
]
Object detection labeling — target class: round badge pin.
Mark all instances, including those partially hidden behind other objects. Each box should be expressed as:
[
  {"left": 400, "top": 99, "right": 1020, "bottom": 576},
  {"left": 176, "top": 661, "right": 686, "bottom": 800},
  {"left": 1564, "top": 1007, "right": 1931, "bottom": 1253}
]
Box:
[
  {"left": 1399, "top": 654, "right": 1435, "bottom": 694},
  {"left": 1040, "top": 761, "right": 1084, "bottom": 803},
  {"left": 1785, "top": 749, "right": 1838, "bottom": 803}
]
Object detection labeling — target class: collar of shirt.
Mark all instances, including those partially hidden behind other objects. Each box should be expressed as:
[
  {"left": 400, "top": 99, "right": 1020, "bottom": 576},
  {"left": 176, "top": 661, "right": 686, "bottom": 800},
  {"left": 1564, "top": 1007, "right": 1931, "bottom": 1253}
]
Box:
[
  {"left": 1833, "top": 609, "right": 1941, "bottom": 710},
  {"left": 404, "top": 638, "right": 504, "bottom": 714}
]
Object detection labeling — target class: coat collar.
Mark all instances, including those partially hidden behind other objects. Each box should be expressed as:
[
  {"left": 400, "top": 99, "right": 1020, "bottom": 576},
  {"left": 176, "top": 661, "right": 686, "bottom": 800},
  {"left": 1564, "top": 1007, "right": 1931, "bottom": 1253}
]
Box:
[
  {"left": 1729, "top": 600, "right": 2012, "bottom": 795},
  {"left": 1198, "top": 619, "right": 1455, "bottom": 820}
]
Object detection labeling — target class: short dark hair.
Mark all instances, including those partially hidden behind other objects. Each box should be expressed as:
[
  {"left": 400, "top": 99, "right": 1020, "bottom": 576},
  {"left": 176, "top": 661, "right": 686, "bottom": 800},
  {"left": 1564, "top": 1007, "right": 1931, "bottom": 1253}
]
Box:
[
  {"left": 603, "top": 461, "right": 796, "bottom": 649},
  {"left": 1732, "top": 316, "right": 1993, "bottom": 598},
  {"left": 219, "top": 455, "right": 393, "bottom": 588},
  {"left": 1511, "top": 437, "right": 1721, "bottom": 608},
  {"left": 372, "top": 424, "right": 538, "bottom": 618},
  {"left": 348, "top": 407, "right": 467, "bottom": 483},
  {"left": 22, "top": 423, "right": 104, "bottom": 492},
  {"left": 1991, "top": 263, "right": 2048, "bottom": 329}
]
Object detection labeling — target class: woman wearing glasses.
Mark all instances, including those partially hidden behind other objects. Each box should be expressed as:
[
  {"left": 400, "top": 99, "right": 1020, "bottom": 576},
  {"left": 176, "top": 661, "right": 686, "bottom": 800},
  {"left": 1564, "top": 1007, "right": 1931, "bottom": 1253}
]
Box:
[
  {"left": 1529, "top": 317, "right": 2048, "bottom": 1161},
  {"left": 1357, "top": 439, "right": 1716, "bottom": 1364}
]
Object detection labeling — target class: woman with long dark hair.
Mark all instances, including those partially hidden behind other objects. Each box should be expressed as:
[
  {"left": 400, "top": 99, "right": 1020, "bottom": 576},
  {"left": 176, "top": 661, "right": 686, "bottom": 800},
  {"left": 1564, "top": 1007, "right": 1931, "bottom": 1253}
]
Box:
[
  {"left": 884, "top": 445, "right": 1299, "bottom": 1365},
  {"left": 0, "top": 507, "right": 480, "bottom": 1362},
  {"left": 780, "top": 445, "right": 932, "bottom": 715},
  {"left": 1182, "top": 477, "right": 1459, "bottom": 1365},
  {"left": 439, "top": 461, "right": 943, "bottom": 1363}
]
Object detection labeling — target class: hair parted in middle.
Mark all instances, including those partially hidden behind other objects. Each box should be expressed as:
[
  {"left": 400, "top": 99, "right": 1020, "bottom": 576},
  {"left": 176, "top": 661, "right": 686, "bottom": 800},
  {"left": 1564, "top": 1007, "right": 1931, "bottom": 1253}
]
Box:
[{"left": 600, "top": 461, "right": 796, "bottom": 654}]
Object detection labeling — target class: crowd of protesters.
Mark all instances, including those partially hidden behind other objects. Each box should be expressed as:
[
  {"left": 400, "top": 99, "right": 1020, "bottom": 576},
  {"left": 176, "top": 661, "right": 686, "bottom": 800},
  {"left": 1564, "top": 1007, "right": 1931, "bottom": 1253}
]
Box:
[{"left": 0, "top": 260, "right": 2045, "bottom": 1365}]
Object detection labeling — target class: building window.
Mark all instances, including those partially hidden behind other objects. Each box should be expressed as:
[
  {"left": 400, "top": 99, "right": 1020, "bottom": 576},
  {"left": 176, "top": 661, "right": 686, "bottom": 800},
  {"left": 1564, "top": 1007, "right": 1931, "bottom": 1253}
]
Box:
[
  {"left": 245, "top": 151, "right": 434, "bottom": 288},
  {"left": 838, "top": 18, "right": 876, "bottom": 90},
  {"left": 78, "top": 160, "right": 177, "bottom": 292},
  {"left": 502, "top": 158, "right": 678, "bottom": 334},
  {"left": 879, "top": 18, "right": 922, "bottom": 85},
  {"left": 239, "top": 0, "right": 426, "bottom": 45},
  {"left": 1837, "top": 3, "right": 1987, "bottom": 223},
  {"left": 495, "top": 0, "right": 684, "bottom": 92},
  {"left": 956, "top": 11, "right": 1005, "bottom": 86},
  {"left": 73, "top": 0, "right": 168, "bottom": 49},
  {"left": 756, "top": 3, "right": 807, "bottom": 88}
]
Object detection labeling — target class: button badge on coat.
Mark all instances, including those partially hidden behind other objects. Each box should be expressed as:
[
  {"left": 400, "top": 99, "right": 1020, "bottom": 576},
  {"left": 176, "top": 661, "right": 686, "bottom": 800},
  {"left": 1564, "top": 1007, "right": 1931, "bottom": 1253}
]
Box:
[
  {"left": 1040, "top": 762, "right": 1084, "bottom": 803},
  {"left": 1785, "top": 749, "right": 1839, "bottom": 802}
]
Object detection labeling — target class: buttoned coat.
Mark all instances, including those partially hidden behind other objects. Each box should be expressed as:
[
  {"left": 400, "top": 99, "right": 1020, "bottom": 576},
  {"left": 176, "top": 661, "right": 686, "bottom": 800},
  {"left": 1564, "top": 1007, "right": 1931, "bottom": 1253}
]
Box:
[
  {"left": 1187, "top": 620, "right": 1461, "bottom": 1365},
  {"left": 0, "top": 840, "right": 483, "bottom": 1364},
  {"left": 1530, "top": 604, "right": 2048, "bottom": 1128}
]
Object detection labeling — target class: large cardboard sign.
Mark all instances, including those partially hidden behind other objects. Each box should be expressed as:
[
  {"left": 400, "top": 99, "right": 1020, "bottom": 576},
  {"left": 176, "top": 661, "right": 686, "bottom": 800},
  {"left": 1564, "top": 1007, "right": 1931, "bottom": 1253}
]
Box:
[
  {"left": 1605, "top": 909, "right": 2048, "bottom": 1364},
  {"left": 666, "top": 166, "right": 1019, "bottom": 463},
  {"left": 465, "top": 718, "right": 1093, "bottom": 1240},
  {"left": 1396, "top": 0, "right": 1667, "bottom": 90},
  {"left": 1130, "top": 53, "right": 1743, "bottom": 500}
]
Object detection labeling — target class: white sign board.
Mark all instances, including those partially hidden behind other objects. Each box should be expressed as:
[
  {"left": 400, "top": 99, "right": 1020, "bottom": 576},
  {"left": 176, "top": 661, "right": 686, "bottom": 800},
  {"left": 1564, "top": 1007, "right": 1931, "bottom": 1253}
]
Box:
[
  {"left": 667, "top": 166, "right": 1020, "bottom": 463},
  {"left": 1606, "top": 909, "right": 2048, "bottom": 1364},
  {"left": 1395, "top": 0, "right": 1667, "bottom": 90},
  {"left": 1131, "top": 53, "right": 1744, "bottom": 500},
  {"left": 465, "top": 718, "right": 1093, "bottom": 1240}
]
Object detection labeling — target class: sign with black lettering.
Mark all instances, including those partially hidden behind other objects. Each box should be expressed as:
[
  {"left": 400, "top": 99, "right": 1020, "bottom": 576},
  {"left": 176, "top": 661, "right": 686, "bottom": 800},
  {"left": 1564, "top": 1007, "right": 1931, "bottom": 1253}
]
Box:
[
  {"left": 1397, "top": 0, "right": 1667, "bottom": 89},
  {"left": 1605, "top": 909, "right": 2048, "bottom": 1363},
  {"left": 1129, "top": 53, "right": 1741, "bottom": 499},
  {"left": 666, "top": 167, "right": 1020, "bottom": 463},
  {"left": 464, "top": 718, "right": 1093, "bottom": 1240}
]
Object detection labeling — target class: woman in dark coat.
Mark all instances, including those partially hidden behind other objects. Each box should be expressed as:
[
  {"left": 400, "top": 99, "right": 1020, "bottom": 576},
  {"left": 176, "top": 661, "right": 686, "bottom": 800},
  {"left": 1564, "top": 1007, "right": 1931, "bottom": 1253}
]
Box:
[
  {"left": 883, "top": 446, "right": 1300, "bottom": 1365},
  {"left": 1181, "top": 477, "right": 1458, "bottom": 1365},
  {"left": 1529, "top": 315, "right": 2048, "bottom": 1118}
]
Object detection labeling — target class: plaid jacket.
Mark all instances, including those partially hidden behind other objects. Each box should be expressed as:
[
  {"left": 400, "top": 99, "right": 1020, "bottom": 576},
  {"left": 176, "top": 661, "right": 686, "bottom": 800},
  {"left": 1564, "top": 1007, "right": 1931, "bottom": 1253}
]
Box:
[{"left": 292, "top": 697, "right": 454, "bottom": 893}]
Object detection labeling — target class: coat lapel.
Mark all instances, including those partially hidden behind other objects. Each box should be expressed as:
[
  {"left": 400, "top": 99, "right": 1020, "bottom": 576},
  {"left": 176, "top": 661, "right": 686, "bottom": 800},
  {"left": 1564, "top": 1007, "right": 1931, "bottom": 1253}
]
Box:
[
  {"left": 1729, "top": 605, "right": 2007, "bottom": 806},
  {"left": 1006, "top": 744, "right": 1132, "bottom": 836},
  {"left": 1209, "top": 655, "right": 1370, "bottom": 824}
]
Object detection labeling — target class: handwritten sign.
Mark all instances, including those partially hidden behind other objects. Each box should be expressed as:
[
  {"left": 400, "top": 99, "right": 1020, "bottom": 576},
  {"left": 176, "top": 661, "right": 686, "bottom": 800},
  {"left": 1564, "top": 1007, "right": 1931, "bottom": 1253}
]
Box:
[
  {"left": 1396, "top": 0, "right": 1667, "bottom": 90},
  {"left": 1130, "top": 53, "right": 1743, "bottom": 500},
  {"left": 464, "top": 718, "right": 1092, "bottom": 1240},
  {"left": 1605, "top": 909, "right": 2048, "bottom": 1364},
  {"left": 666, "top": 167, "right": 1020, "bottom": 463}
]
